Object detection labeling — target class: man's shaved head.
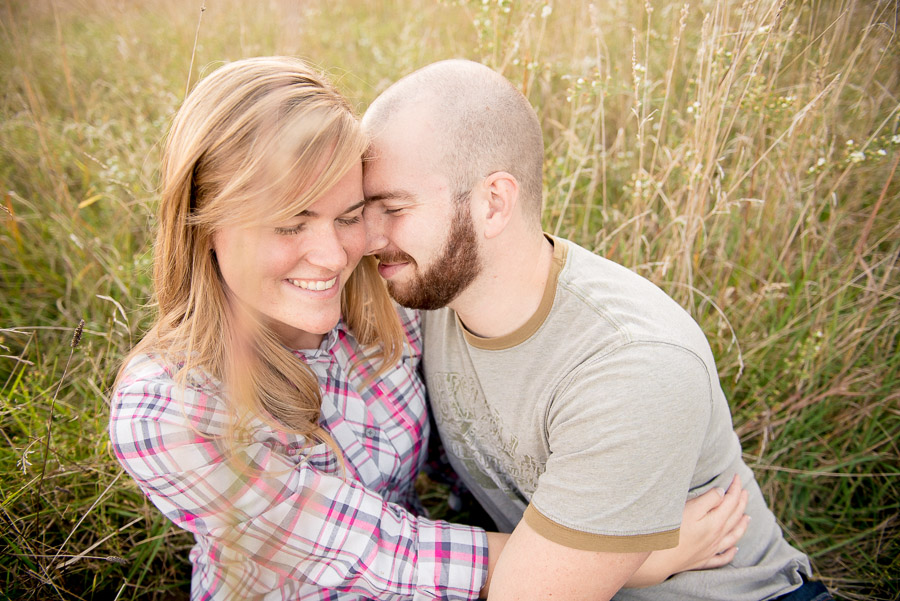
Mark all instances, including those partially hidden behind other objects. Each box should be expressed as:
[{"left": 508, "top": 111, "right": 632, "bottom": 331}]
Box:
[{"left": 364, "top": 59, "right": 545, "bottom": 222}]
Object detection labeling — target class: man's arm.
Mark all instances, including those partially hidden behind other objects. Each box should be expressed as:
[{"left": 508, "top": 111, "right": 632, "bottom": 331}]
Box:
[
  {"left": 485, "top": 343, "right": 718, "bottom": 599},
  {"left": 487, "top": 519, "right": 648, "bottom": 600}
]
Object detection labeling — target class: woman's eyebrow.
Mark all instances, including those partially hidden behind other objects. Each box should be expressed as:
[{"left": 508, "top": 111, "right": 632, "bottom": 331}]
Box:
[
  {"left": 341, "top": 200, "right": 366, "bottom": 214},
  {"left": 296, "top": 199, "right": 365, "bottom": 218}
]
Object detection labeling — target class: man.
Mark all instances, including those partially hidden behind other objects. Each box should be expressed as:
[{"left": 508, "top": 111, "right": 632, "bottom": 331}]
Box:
[{"left": 362, "top": 60, "right": 829, "bottom": 601}]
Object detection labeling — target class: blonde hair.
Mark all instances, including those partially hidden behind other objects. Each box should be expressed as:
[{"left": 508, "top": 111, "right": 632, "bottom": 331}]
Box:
[{"left": 122, "top": 56, "right": 403, "bottom": 446}]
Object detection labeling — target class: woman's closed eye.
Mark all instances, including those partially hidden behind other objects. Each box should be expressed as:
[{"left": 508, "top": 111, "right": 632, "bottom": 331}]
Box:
[
  {"left": 337, "top": 204, "right": 365, "bottom": 226},
  {"left": 337, "top": 214, "right": 363, "bottom": 226},
  {"left": 274, "top": 223, "right": 304, "bottom": 235}
]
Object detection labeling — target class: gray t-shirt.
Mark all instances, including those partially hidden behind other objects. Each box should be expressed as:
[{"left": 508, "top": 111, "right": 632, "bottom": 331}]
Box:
[{"left": 422, "top": 236, "right": 812, "bottom": 600}]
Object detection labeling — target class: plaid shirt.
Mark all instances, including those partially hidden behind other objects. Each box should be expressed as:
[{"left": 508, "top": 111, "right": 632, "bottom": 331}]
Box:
[{"left": 110, "top": 308, "right": 488, "bottom": 600}]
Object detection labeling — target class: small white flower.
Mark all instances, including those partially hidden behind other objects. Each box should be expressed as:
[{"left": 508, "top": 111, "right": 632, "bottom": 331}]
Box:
[
  {"left": 817, "top": 157, "right": 826, "bottom": 166},
  {"left": 892, "top": 134, "right": 900, "bottom": 144},
  {"left": 846, "top": 139, "right": 855, "bottom": 146},
  {"left": 541, "top": 5, "right": 552, "bottom": 18},
  {"left": 877, "top": 148, "right": 887, "bottom": 156},
  {"left": 849, "top": 150, "right": 865, "bottom": 163}
]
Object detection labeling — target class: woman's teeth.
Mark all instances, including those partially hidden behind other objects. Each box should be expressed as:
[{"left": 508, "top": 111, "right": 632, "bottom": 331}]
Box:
[{"left": 289, "top": 277, "right": 337, "bottom": 291}]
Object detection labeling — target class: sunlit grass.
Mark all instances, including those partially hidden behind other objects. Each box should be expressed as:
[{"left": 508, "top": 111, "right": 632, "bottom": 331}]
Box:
[{"left": 1, "top": 0, "right": 897, "bottom": 599}]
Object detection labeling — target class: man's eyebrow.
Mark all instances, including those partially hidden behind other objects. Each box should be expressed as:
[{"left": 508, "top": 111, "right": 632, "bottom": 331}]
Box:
[
  {"left": 364, "top": 190, "right": 416, "bottom": 203},
  {"left": 296, "top": 199, "right": 366, "bottom": 218}
]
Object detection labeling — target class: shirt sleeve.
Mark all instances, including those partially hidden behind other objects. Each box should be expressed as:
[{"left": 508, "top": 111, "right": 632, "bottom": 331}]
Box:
[
  {"left": 109, "top": 363, "right": 488, "bottom": 600},
  {"left": 525, "top": 341, "right": 713, "bottom": 553}
]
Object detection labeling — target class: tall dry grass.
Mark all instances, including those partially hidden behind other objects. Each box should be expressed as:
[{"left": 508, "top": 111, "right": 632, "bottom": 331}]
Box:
[{"left": 1, "top": 0, "right": 897, "bottom": 599}]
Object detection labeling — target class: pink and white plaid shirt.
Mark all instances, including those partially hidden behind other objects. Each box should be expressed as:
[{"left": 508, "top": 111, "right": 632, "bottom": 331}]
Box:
[{"left": 110, "top": 308, "right": 488, "bottom": 600}]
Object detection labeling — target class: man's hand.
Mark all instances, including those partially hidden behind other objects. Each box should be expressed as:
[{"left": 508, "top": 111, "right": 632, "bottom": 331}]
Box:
[{"left": 626, "top": 474, "right": 750, "bottom": 587}]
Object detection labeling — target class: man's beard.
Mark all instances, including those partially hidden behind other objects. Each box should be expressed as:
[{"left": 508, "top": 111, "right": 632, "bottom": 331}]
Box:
[{"left": 380, "top": 202, "right": 482, "bottom": 310}]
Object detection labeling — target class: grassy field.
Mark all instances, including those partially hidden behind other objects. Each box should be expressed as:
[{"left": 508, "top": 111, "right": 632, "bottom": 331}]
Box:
[{"left": 1, "top": 0, "right": 898, "bottom": 598}]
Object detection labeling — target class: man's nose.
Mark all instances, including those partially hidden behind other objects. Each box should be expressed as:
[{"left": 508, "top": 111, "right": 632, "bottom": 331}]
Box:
[{"left": 364, "top": 205, "right": 388, "bottom": 255}]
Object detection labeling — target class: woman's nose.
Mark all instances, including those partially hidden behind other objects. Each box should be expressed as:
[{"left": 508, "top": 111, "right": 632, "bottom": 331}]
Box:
[{"left": 307, "top": 227, "right": 349, "bottom": 271}]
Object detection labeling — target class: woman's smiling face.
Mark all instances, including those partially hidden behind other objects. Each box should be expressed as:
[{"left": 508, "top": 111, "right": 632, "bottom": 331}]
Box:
[{"left": 212, "top": 162, "right": 367, "bottom": 349}]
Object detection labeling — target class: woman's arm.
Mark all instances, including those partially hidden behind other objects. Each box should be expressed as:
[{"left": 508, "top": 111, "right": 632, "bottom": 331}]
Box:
[
  {"left": 110, "top": 363, "right": 490, "bottom": 601},
  {"left": 625, "top": 474, "right": 749, "bottom": 587}
]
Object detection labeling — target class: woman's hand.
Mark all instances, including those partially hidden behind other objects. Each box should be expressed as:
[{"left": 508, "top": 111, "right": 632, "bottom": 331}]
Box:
[{"left": 625, "top": 474, "right": 750, "bottom": 588}]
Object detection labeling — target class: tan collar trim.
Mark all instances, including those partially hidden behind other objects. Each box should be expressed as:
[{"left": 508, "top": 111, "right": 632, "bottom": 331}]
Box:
[{"left": 461, "top": 234, "right": 568, "bottom": 350}]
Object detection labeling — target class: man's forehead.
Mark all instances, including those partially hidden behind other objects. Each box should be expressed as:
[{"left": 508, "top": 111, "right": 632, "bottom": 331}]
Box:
[{"left": 363, "top": 143, "right": 441, "bottom": 183}]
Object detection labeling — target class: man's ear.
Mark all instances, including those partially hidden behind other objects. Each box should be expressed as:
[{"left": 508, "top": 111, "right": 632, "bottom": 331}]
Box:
[{"left": 481, "top": 171, "right": 518, "bottom": 239}]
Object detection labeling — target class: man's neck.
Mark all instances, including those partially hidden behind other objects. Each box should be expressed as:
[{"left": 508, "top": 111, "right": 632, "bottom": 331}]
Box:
[{"left": 450, "top": 231, "right": 554, "bottom": 339}]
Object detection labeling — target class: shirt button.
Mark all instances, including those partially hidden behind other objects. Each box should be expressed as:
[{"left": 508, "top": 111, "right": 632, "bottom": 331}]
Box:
[{"left": 364, "top": 427, "right": 378, "bottom": 438}]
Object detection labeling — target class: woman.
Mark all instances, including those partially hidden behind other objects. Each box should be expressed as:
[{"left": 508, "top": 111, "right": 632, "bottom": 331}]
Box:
[{"left": 110, "top": 57, "right": 746, "bottom": 600}]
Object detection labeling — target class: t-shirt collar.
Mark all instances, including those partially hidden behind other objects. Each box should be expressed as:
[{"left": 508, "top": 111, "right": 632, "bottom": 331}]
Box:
[{"left": 460, "top": 234, "right": 568, "bottom": 351}]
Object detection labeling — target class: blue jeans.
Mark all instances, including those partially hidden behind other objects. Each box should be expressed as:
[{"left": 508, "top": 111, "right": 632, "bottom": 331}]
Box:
[{"left": 770, "top": 577, "right": 833, "bottom": 601}]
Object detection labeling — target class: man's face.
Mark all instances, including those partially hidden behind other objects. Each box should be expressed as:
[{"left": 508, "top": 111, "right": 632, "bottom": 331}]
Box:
[{"left": 363, "top": 118, "right": 482, "bottom": 310}]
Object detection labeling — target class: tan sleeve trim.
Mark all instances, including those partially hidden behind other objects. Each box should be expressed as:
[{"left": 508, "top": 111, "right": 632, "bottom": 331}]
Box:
[
  {"left": 463, "top": 235, "right": 568, "bottom": 351},
  {"left": 523, "top": 505, "right": 679, "bottom": 553}
]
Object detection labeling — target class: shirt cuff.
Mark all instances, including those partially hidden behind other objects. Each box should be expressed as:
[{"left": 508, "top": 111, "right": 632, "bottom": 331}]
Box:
[
  {"left": 413, "top": 517, "right": 489, "bottom": 601},
  {"left": 524, "top": 504, "right": 679, "bottom": 552}
]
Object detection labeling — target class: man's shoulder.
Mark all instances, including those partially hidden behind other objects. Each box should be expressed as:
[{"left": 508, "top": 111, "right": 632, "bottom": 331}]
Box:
[
  {"left": 553, "top": 236, "right": 670, "bottom": 301},
  {"left": 552, "top": 236, "right": 707, "bottom": 348},
  {"left": 419, "top": 306, "right": 456, "bottom": 334}
]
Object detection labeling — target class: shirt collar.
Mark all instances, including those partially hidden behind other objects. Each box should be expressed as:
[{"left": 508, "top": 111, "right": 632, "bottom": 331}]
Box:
[{"left": 290, "top": 318, "right": 348, "bottom": 362}]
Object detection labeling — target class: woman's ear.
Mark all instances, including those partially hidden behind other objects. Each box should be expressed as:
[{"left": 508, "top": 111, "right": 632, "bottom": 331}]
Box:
[{"left": 481, "top": 171, "right": 518, "bottom": 239}]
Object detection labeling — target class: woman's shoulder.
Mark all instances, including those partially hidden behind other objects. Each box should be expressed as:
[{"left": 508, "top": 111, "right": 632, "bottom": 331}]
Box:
[
  {"left": 117, "top": 352, "right": 173, "bottom": 385},
  {"left": 111, "top": 352, "right": 227, "bottom": 431},
  {"left": 394, "top": 305, "right": 422, "bottom": 354}
]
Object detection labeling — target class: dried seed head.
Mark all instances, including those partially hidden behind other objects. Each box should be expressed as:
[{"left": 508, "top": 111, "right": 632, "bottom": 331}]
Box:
[
  {"left": 71, "top": 319, "right": 85, "bottom": 349},
  {"left": 104, "top": 556, "right": 129, "bottom": 565}
]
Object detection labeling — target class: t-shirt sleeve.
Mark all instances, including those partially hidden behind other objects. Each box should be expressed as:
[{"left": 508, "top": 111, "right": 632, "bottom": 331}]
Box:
[
  {"left": 109, "top": 360, "right": 488, "bottom": 600},
  {"left": 524, "top": 341, "right": 713, "bottom": 552}
]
